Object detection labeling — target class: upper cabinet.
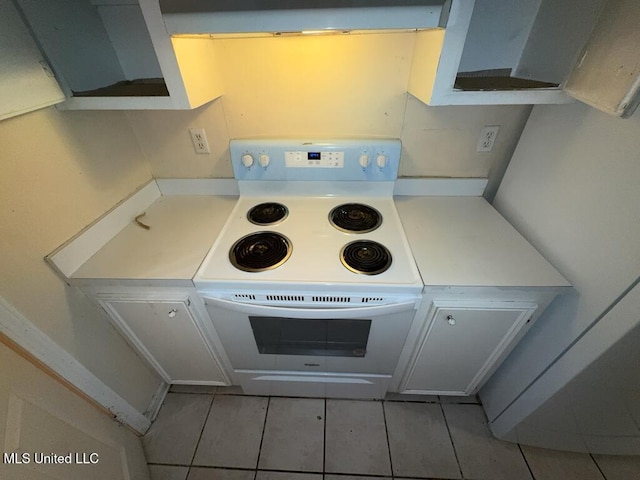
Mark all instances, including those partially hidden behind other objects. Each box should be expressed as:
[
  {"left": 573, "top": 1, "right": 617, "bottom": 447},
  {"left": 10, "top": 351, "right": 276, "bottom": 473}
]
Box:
[
  {"left": 0, "top": 0, "right": 64, "bottom": 120},
  {"left": 409, "top": 0, "right": 605, "bottom": 106},
  {"left": 410, "top": 0, "right": 640, "bottom": 117},
  {"left": 10, "top": 0, "right": 639, "bottom": 114},
  {"left": 13, "top": 0, "right": 223, "bottom": 110}
]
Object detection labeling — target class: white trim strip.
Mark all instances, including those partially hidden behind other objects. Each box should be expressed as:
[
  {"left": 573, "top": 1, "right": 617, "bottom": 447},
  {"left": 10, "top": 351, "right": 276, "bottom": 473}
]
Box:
[
  {"left": 144, "top": 382, "right": 171, "bottom": 422},
  {"left": 0, "top": 296, "right": 152, "bottom": 434},
  {"left": 394, "top": 178, "right": 488, "bottom": 196},
  {"left": 156, "top": 178, "right": 239, "bottom": 196},
  {"left": 47, "top": 181, "right": 161, "bottom": 278}
]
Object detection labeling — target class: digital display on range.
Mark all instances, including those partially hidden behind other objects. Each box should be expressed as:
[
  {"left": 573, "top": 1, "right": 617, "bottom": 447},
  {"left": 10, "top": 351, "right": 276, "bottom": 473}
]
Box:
[{"left": 307, "top": 152, "right": 321, "bottom": 160}]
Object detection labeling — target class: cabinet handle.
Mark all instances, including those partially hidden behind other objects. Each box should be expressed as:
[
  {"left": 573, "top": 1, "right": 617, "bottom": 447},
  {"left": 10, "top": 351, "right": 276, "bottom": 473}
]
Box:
[
  {"left": 168, "top": 308, "right": 177, "bottom": 318},
  {"left": 446, "top": 314, "right": 456, "bottom": 326}
]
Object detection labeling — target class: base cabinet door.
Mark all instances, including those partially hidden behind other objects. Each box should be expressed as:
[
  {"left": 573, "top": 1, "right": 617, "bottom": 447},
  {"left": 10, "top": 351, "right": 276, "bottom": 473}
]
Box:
[
  {"left": 100, "top": 298, "right": 230, "bottom": 385},
  {"left": 401, "top": 301, "right": 537, "bottom": 395}
]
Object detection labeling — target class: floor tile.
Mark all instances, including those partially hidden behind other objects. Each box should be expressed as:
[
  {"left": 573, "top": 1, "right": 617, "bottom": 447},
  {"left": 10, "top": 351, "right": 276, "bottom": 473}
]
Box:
[
  {"left": 325, "top": 399, "right": 391, "bottom": 476},
  {"left": 256, "top": 471, "right": 323, "bottom": 480},
  {"left": 443, "top": 404, "right": 532, "bottom": 480},
  {"left": 148, "top": 465, "right": 189, "bottom": 480},
  {"left": 521, "top": 445, "right": 604, "bottom": 480},
  {"left": 384, "top": 392, "right": 439, "bottom": 402},
  {"left": 325, "top": 476, "right": 388, "bottom": 480},
  {"left": 187, "top": 467, "right": 255, "bottom": 480},
  {"left": 193, "top": 395, "right": 268, "bottom": 468},
  {"left": 385, "top": 402, "right": 461, "bottom": 479},
  {"left": 143, "top": 393, "right": 213, "bottom": 465},
  {"left": 169, "top": 385, "right": 218, "bottom": 394},
  {"left": 593, "top": 454, "right": 640, "bottom": 480},
  {"left": 258, "top": 397, "right": 324, "bottom": 472}
]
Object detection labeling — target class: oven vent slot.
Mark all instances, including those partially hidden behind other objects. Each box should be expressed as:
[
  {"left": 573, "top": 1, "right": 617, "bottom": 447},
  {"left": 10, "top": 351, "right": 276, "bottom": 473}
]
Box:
[
  {"left": 361, "top": 297, "right": 384, "bottom": 303},
  {"left": 266, "top": 295, "right": 305, "bottom": 302},
  {"left": 312, "top": 296, "right": 351, "bottom": 303},
  {"left": 234, "top": 294, "right": 256, "bottom": 300}
]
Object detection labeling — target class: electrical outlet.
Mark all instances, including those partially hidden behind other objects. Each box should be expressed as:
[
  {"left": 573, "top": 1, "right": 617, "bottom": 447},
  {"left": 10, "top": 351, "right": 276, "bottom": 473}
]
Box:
[
  {"left": 189, "top": 128, "right": 210, "bottom": 154},
  {"left": 476, "top": 125, "right": 500, "bottom": 152}
]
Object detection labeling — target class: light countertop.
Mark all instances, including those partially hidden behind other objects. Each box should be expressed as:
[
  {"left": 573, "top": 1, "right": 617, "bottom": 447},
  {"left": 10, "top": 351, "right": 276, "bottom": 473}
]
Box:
[
  {"left": 69, "top": 192, "right": 569, "bottom": 290},
  {"left": 394, "top": 196, "right": 570, "bottom": 288},
  {"left": 71, "top": 195, "right": 236, "bottom": 284}
]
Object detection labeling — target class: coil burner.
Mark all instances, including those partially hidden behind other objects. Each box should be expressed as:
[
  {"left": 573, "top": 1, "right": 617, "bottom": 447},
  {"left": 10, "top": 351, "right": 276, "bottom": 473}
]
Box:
[
  {"left": 329, "top": 203, "right": 382, "bottom": 233},
  {"left": 230, "top": 232, "right": 292, "bottom": 272},
  {"left": 247, "top": 202, "right": 289, "bottom": 226},
  {"left": 340, "top": 240, "right": 392, "bottom": 275}
]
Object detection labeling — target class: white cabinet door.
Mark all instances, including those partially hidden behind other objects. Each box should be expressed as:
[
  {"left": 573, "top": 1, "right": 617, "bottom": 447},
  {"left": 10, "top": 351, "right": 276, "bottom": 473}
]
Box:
[
  {"left": 102, "top": 298, "right": 229, "bottom": 385},
  {"left": 0, "top": 0, "right": 64, "bottom": 120},
  {"left": 564, "top": 0, "right": 640, "bottom": 118},
  {"left": 401, "top": 301, "right": 537, "bottom": 395}
]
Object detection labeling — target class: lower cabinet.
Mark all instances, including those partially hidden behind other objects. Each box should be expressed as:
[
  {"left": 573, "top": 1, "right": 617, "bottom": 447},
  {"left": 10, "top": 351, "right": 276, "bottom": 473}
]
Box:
[
  {"left": 92, "top": 288, "right": 231, "bottom": 386},
  {"left": 399, "top": 300, "right": 538, "bottom": 396}
]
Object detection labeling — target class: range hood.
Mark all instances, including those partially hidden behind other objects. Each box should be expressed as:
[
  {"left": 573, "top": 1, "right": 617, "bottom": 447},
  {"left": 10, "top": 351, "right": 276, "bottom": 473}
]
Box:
[{"left": 160, "top": 0, "right": 446, "bottom": 36}]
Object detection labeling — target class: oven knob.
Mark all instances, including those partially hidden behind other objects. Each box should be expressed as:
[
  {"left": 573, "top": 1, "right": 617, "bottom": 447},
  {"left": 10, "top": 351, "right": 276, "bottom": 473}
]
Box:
[
  {"left": 241, "top": 153, "right": 254, "bottom": 168},
  {"left": 259, "top": 154, "right": 270, "bottom": 167},
  {"left": 359, "top": 154, "right": 370, "bottom": 169},
  {"left": 376, "top": 154, "right": 388, "bottom": 168}
]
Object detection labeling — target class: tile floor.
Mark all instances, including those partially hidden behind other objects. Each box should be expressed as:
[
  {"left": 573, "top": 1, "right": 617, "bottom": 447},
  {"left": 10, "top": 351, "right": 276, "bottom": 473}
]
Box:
[{"left": 143, "top": 386, "right": 640, "bottom": 480}]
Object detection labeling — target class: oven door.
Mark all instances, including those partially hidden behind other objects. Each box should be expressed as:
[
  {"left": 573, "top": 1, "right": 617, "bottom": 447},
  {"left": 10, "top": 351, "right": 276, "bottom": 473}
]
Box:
[{"left": 201, "top": 296, "right": 417, "bottom": 375}]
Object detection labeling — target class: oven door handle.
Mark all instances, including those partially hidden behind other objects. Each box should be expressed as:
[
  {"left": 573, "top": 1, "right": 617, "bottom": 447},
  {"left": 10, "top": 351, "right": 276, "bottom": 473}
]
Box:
[{"left": 201, "top": 296, "right": 417, "bottom": 319}]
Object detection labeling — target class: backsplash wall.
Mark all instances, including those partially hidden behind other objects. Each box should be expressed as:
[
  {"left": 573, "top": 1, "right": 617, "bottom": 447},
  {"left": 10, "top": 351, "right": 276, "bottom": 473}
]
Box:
[{"left": 126, "top": 33, "right": 532, "bottom": 191}]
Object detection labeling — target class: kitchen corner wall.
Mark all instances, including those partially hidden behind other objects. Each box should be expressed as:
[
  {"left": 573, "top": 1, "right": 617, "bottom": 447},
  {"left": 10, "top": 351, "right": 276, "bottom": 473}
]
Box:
[
  {"left": 482, "top": 102, "right": 640, "bottom": 452},
  {"left": 0, "top": 107, "right": 162, "bottom": 413},
  {"left": 126, "top": 33, "right": 531, "bottom": 197}
]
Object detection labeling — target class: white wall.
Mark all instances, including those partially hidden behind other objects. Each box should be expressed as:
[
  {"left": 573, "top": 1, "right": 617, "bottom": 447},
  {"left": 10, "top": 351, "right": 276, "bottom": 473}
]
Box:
[
  {"left": 399, "top": 97, "right": 531, "bottom": 200},
  {"left": 126, "top": 32, "right": 531, "bottom": 192},
  {"left": 0, "top": 107, "right": 162, "bottom": 413},
  {"left": 480, "top": 102, "right": 640, "bottom": 451}
]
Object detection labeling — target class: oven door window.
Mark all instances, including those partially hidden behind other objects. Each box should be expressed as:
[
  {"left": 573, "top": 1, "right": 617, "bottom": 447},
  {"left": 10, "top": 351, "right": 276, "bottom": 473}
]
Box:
[{"left": 249, "top": 316, "right": 371, "bottom": 357}]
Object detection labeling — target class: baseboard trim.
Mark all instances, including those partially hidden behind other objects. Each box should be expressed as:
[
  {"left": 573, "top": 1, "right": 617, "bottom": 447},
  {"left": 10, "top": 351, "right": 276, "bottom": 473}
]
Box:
[{"left": 144, "top": 381, "right": 170, "bottom": 423}]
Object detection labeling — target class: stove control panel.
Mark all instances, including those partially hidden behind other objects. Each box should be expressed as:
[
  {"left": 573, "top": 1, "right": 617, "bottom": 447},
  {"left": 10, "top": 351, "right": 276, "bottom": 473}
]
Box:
[
  {"left": 285, "top": 150, "right": 344, "bottom": 168},
  {"left": 231, "top": 139, "right": 401, "bottom": 181}
]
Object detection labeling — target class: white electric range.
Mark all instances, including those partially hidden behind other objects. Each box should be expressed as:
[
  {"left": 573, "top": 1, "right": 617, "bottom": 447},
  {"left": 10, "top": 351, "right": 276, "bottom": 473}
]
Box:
[{"left": 194, "top": 139, "right": 423, "bottom": 398}]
